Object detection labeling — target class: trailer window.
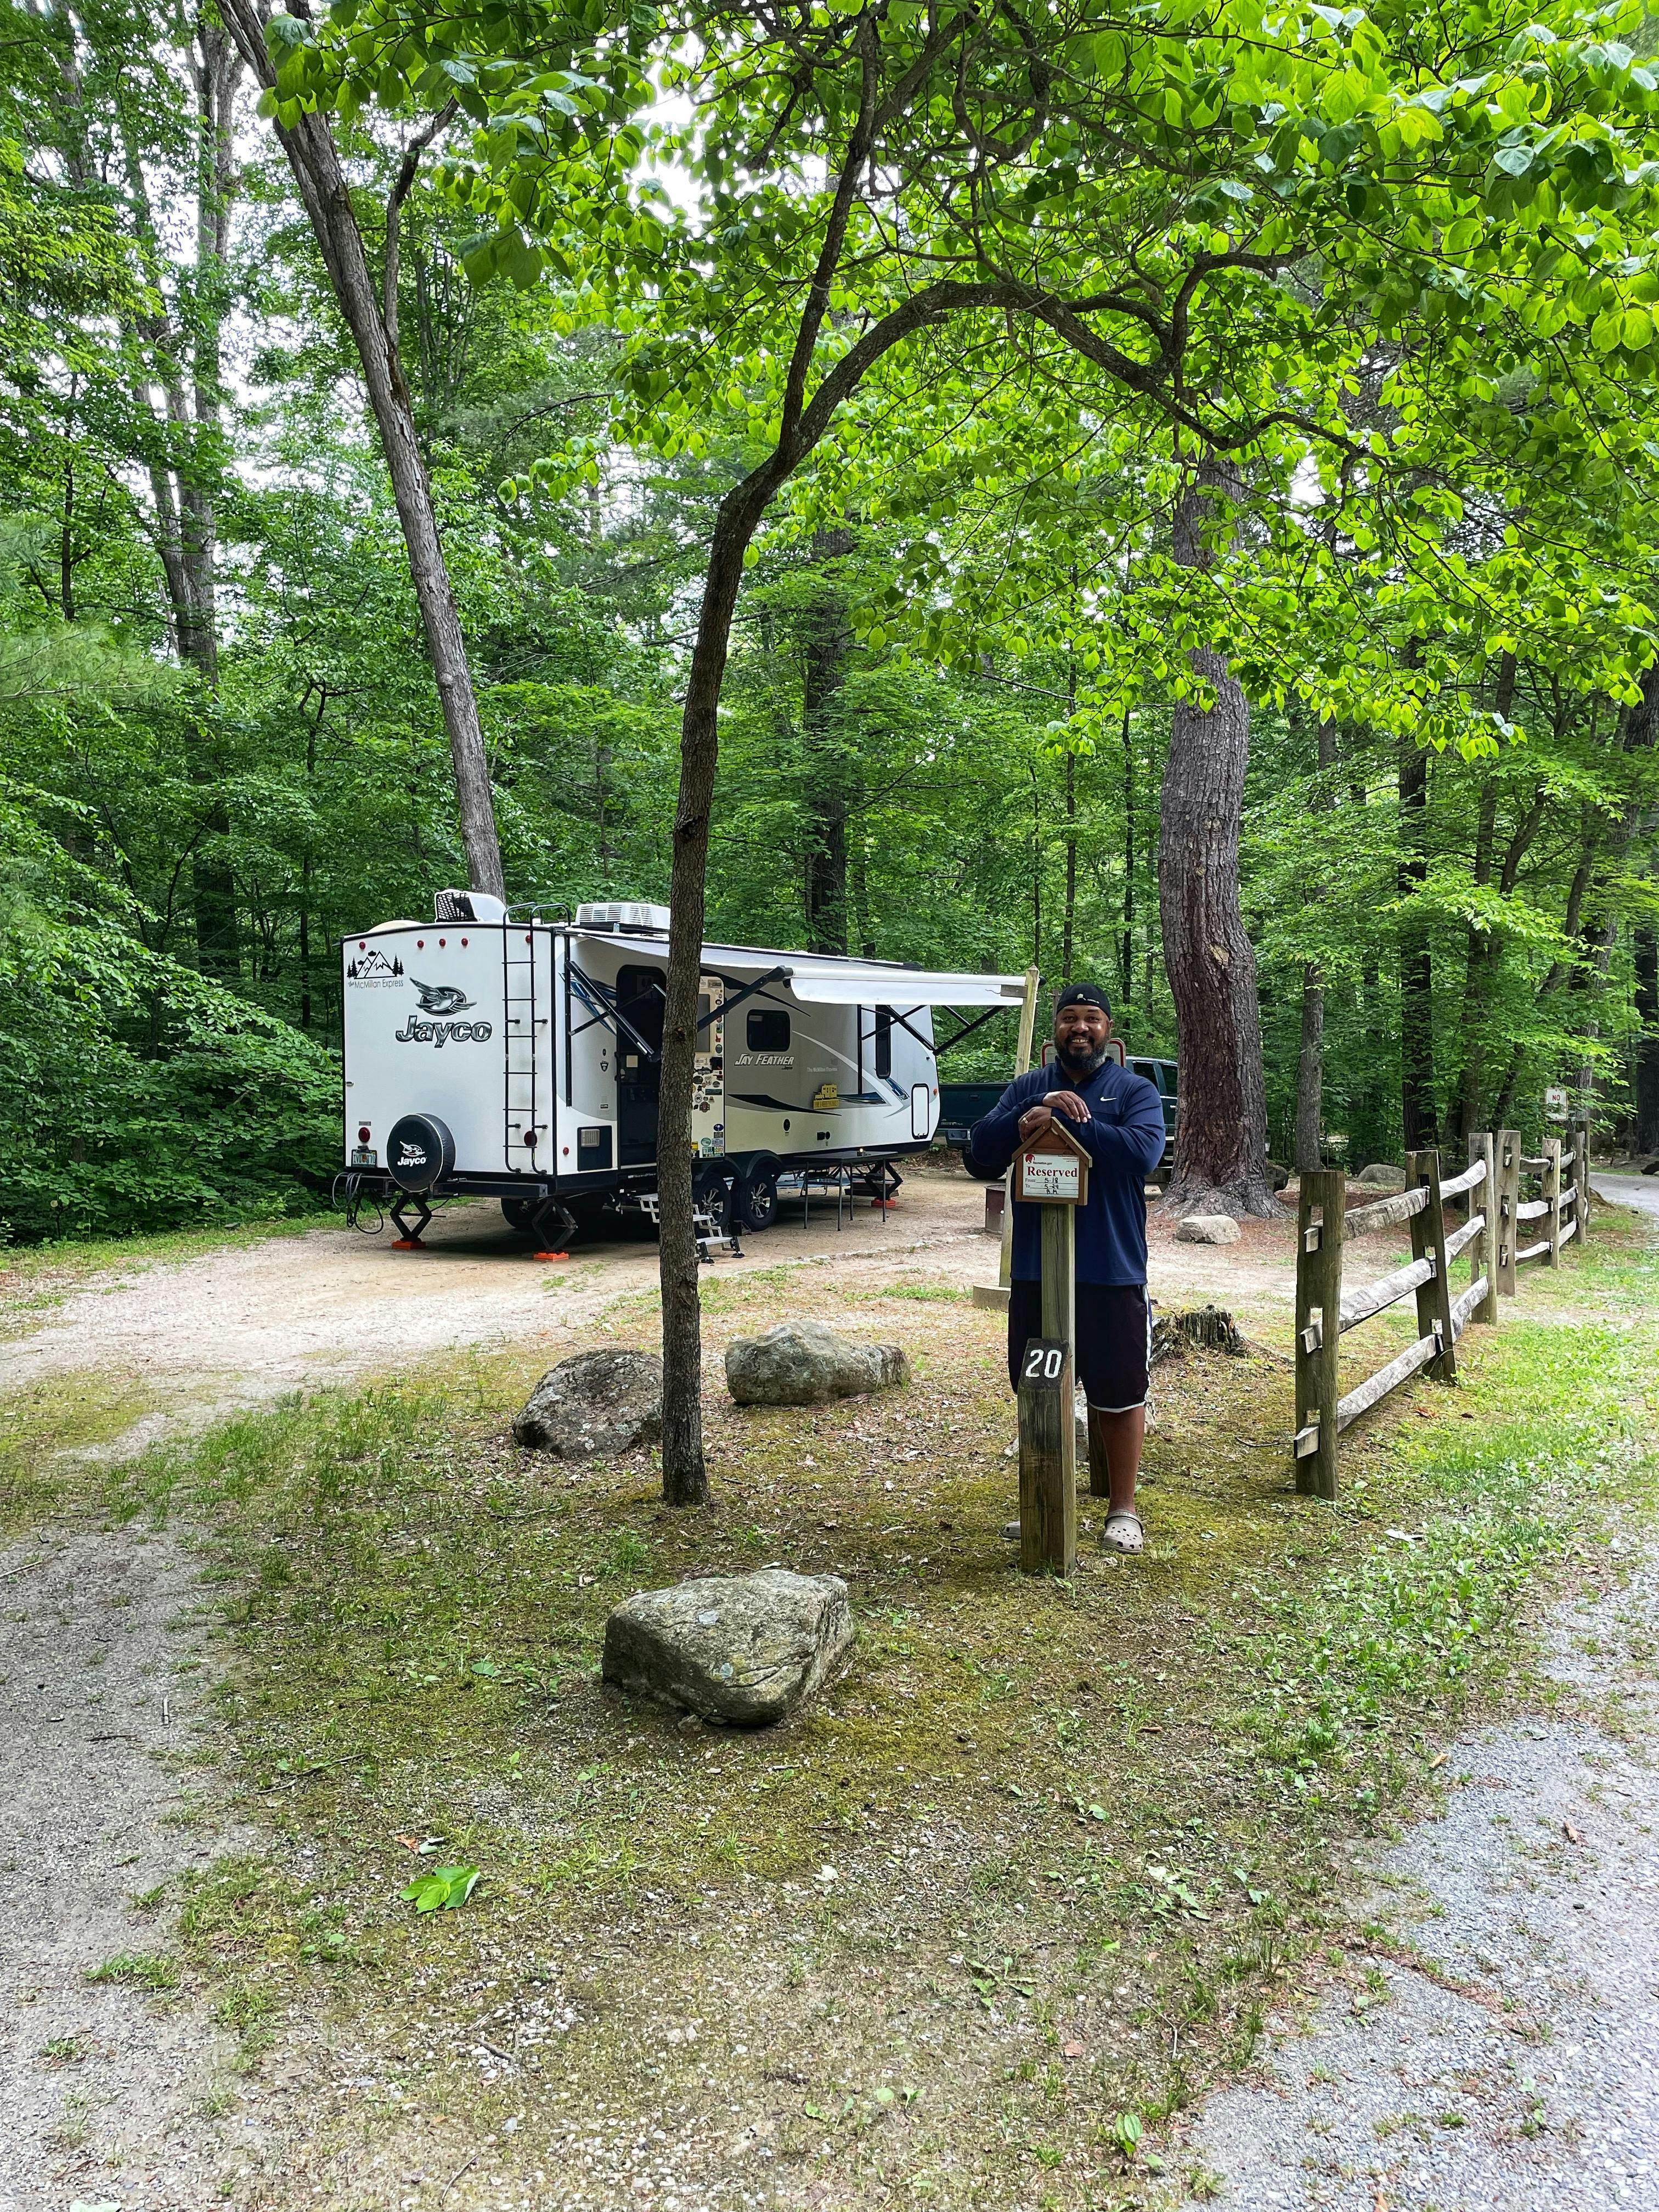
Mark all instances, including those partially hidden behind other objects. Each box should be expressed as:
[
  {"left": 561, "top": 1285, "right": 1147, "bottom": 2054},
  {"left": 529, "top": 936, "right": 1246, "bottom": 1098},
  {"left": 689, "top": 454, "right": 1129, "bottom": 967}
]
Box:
[
  {"left": 874, "top": 1006, "right": 893, "bottom": 1079},
  {"left": 747, "top": 1007, "right": 791, "bottom": 1052}
]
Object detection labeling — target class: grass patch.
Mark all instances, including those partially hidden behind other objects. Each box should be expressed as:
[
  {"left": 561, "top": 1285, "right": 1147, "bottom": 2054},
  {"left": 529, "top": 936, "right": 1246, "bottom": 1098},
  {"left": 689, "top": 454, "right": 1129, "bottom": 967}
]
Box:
[
  {"left": 0, "top": 1370, "right": 159, "bottom": 1539},
  {"left": 94, "top": 1219, "right": 1659, "bottom": 2209},
  {"left": 87, "top": 1951, "right": 181, "bottom": 1992}
]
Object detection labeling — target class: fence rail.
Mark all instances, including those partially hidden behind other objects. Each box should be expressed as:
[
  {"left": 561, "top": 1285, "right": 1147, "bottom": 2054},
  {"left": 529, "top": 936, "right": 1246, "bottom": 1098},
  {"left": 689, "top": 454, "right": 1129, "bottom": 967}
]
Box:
[{"left": 1292, "top": 1123, "right": 1590, "bottom": 1498}]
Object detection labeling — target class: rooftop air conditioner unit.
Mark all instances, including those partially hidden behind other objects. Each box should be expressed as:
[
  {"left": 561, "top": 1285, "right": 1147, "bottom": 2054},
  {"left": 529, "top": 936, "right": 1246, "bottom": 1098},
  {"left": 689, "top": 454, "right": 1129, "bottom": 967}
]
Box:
[
  {"left": 575, "top": 902, "right": 671, "bottom": 934},
  {"left": 434, "top": 888, "right": 507, "bottom": 923}
]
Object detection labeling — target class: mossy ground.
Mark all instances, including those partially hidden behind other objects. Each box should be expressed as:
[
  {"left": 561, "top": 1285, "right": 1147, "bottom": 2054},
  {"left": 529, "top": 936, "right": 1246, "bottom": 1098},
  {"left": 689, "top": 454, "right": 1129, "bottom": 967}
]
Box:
[
  {"left": 0, "top": 1370, "right": 160, "bottom": 1538},
  {"left": 40, "top": 1204, "right": 1652, "bottom": 2210}
]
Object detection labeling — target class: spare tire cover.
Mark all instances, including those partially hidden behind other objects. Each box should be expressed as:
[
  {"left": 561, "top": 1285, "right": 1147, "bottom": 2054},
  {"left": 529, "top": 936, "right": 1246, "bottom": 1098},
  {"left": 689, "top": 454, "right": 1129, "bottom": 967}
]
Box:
[{"left": 387, "top": 1112, "right": 455, "bottom": 1192}]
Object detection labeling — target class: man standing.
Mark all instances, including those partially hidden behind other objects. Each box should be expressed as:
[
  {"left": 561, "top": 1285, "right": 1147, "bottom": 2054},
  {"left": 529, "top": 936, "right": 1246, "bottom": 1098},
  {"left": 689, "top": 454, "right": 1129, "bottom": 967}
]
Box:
[{"left": 968, "top": 985, "right": 1167, "bottom": 1553}]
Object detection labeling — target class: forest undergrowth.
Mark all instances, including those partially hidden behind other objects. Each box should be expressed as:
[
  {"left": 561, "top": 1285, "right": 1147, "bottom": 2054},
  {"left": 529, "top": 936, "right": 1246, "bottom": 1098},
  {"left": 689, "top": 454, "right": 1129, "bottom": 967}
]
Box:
[{"left": 3, "top": 1215, "right": 1655, "bottom": 2210}]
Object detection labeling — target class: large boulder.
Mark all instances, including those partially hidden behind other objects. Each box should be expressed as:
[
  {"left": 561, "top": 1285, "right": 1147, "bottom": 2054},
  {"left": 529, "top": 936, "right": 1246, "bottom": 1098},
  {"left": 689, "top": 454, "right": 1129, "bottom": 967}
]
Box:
[
  {"left": 512, "top": 1348, "right": 662, "bottom": 1457},
  {"left": 602, "top": 1570, "right": 854, "bottom": 1725},
  {"left": 725, "top": 1320, "right": 909, "bottom": 1406},
  {"left": 1175, "top": 1214, "right": 1240, "bottom": 1246},
  {"left": 1357, "top": 1162, "right": 1407, "bottom": 1189}
]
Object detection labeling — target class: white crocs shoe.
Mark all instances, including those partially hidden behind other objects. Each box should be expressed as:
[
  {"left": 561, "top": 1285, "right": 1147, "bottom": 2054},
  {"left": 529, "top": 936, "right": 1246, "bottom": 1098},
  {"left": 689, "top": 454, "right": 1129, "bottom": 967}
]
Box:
[{"left": 1103, "top": 1511, "right": 1144, "bottom": 1555}]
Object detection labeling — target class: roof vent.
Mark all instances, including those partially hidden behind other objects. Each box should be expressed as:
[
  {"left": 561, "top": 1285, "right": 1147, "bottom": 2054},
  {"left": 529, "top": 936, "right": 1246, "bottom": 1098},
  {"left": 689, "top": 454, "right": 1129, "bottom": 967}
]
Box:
[
  {"left": 435, "top": 888, "right": 507, "bottom": 923},
  {"left": 575, "top": 901, "right": 671, "bottom": 934}
]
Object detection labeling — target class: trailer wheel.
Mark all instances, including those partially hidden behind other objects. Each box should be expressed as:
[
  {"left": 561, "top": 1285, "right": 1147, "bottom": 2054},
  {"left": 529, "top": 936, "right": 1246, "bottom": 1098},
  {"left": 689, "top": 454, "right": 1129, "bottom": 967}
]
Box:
[{"left": 733, "top": 1164, "right": 779, "bottom": 1231}]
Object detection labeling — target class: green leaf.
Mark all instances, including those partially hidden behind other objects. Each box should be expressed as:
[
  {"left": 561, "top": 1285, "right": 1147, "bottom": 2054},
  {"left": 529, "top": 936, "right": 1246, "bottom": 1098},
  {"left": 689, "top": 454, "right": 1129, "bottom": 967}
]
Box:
[{"left": 402, "top": 1863, "right": 481, "bottom": 1913}]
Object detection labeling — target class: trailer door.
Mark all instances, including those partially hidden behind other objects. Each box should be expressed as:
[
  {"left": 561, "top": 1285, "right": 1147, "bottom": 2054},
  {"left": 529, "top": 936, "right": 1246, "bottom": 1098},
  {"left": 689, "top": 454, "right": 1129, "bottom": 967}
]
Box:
[{"left": 615, "top": 963, "right": 665, "bottom": 1165}]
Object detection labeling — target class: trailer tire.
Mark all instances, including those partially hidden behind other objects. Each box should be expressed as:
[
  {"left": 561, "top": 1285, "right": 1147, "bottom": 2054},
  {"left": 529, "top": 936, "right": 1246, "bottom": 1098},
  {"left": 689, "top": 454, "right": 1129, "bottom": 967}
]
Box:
[
  {"left": 733, "top": 1163, "right": 779, "bottom": 1231},
  {"left": 386, "top": 1112, "right": 454, "bottom": 1192}
]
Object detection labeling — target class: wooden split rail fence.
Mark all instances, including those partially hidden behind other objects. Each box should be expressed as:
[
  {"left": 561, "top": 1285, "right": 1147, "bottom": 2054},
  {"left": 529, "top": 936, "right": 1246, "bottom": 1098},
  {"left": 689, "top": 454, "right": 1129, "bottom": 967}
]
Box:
[{"left": 1293, "top": 1125, "right": 1592, "bottom": 1499}]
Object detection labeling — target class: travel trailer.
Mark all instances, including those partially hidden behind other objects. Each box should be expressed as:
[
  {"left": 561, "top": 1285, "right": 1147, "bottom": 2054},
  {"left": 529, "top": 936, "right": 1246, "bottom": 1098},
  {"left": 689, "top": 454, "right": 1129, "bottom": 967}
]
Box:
[{"left": 340, "top": 894, "right": 1027, "bottom": 1248}]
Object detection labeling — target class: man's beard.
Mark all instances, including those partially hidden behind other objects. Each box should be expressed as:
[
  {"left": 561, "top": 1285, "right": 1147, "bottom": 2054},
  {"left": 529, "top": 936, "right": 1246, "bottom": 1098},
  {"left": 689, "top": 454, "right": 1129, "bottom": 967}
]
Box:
[{"left": 1057, "top": 1037, "right": 1109, "bottom": 1076}]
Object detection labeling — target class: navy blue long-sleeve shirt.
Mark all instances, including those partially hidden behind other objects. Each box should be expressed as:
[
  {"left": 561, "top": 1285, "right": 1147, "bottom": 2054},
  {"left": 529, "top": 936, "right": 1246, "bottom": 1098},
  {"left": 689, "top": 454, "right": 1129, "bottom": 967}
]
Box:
[{"left": 968, "top": 1060, "right": 1167, "bottom": 1285}]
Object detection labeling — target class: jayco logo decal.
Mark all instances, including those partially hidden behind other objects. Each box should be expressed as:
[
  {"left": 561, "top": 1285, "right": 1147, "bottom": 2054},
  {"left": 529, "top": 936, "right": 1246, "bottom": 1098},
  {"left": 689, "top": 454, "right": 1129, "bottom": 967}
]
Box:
[
  {"left": 395, "top": 1016, "right": 492, "bottom": 1048},
  {"left": 394, "top": 974, "right": 489, "bottom": 1047},
  {"left": 409, "top": 977, "right": 474, "bottom": 1016}
]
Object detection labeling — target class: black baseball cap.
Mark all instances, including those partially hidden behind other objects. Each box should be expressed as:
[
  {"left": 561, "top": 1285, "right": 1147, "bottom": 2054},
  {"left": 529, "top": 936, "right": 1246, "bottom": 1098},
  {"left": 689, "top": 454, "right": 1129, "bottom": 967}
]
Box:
[{"left": 1054, "top": 982, "right": 1113, "bottom": 1017}]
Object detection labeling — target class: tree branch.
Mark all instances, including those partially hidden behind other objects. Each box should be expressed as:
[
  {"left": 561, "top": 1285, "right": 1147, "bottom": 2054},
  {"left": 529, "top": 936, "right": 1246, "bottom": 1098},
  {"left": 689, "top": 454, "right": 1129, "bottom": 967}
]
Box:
[
  {"left": 386, "top": 99, "right": 459, "bottom": 364},
  {"left": 778, "top": 23, "right": 881, "bottom": 443}
]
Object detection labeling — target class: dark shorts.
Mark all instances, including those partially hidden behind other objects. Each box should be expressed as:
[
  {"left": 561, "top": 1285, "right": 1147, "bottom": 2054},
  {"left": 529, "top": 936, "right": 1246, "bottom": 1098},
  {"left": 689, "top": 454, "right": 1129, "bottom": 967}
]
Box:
[{"left": 1007, "top": 1280, "right": 1151, "bottom": 1411}]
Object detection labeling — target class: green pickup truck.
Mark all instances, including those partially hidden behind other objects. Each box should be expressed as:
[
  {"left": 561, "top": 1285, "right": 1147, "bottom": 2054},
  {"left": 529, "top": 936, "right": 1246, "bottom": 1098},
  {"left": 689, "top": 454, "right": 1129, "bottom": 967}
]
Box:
[{"left": 940, "top": 1056, "right": 1178, "bottom": 1178}]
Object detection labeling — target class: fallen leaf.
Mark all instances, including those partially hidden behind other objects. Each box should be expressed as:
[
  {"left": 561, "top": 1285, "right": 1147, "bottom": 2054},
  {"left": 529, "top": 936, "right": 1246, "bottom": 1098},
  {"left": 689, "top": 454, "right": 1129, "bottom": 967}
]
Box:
[{"left": 1564, "top": 1820, "right": 1583, "bottom": 1845}]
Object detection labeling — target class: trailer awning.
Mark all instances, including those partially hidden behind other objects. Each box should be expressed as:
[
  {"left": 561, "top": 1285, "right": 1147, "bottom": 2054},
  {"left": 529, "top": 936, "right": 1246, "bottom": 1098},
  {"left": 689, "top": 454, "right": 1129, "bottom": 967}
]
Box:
[
  {"left": 571, "top": 932, "right": 1026, "bottom": 1009},
  {"left": 781, "top": 968, "right": 1026, "bottom": 1008}
]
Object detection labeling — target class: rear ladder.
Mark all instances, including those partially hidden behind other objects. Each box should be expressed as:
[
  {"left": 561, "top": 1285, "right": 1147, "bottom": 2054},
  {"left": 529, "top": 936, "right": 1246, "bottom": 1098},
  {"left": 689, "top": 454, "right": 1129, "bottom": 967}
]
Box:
[{"left": 501, "top": 925, "right": 542, "bottom": 1169}]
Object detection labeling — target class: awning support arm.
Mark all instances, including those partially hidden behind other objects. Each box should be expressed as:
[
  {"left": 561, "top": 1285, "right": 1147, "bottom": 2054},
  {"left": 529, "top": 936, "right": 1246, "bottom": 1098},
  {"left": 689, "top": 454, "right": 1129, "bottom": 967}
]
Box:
[
  {"left": 568, "top": 963, "right": 659, "bottom": 1060},
  {"left": 699, "top": 965, "right": 790, "bottom": 1032},
  {"left": 880, "top": 1005, "right": 934, "bottom": 1052},
  {"left": 932, "top": 1002, "right": 1015, "bottom": 1059}
]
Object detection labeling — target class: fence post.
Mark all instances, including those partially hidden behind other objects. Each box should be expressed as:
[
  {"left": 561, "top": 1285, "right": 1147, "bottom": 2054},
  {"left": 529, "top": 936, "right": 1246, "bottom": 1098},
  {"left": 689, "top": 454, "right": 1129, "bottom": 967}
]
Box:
[
  {"left": 1017, "top": 1198, "right": 1077, "bottom": 1576},
  {"left": 1573, "top": 1119, "right": 1590, "bottom": 1241},
  {"left": 1294, "top": 1169, "right": 1345, "bottom": 1501},
  {"left": 1407, "top": 1149, "right": 1458, "bottom": 1381},
  {"left": 1497, "top": 1129, "right": 1520, "bottom": 1298},
  {"left": 1470, "top": 1130, "right": 1499, "bottom": 1325},
  {"left": 997, "top": 963, "right": 1042, "bottom": 1297},
  {"left": 1544, "top": 1135, "right": 1562, "bottom": 1268}
]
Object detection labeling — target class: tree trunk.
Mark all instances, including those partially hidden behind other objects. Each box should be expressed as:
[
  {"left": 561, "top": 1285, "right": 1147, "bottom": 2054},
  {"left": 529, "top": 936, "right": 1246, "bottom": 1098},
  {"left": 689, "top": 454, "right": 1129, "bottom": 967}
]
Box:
[
  {"left": 1294, "top": 966, "right": 1324, "bottom": 1172},
  {"left": 1492, "top": 817, "right": 1602, "bottom": 1127},
  {"left": 800, "top": 528, "right": 854, "bottom": 954},
  {"left": 1626, "top": 666, "right": 1659, "bottom": 1153},
  {"left": 218, "top": 1, "right": 504, "bottom": 900},
  {"left": 1158, "top": 458, "right": 1276, "bottom": 1216},
  {"left": 1398, "top": 735, "right": 1437, "bottom": 1152},
  {"left": 658, "top": 492, "right": 771, "bottom": 1504},
  {"left": 1635, "top": 923, "right": 1659, "bottom": 1153},
  {"left": 1119, "top": 704, "right": 1133, "bottom": 1018},
  {"left": 1294, "top": 716, "right": 1337, "bottom": 1173}
]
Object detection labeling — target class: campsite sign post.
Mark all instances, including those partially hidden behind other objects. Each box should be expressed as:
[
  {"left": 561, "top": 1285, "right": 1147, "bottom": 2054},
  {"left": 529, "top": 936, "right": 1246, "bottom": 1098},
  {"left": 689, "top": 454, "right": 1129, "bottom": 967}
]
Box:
[{"left": 1013, "top": 1120, "right": 1089, "bottom": 1575}]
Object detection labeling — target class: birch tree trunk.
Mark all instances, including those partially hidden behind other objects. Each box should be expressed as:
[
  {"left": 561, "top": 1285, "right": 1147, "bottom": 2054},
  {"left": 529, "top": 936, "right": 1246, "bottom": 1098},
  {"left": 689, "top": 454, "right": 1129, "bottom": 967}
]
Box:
[{"left": 1158, "top": 457, "right": 1276, "bottom": 1217}]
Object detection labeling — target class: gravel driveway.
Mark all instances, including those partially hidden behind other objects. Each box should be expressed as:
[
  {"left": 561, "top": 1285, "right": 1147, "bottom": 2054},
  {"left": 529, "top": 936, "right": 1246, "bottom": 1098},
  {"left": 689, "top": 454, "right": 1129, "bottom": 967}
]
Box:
[
  {"left": 1182, "top": 1548, "right": 1659, "bottom": 2208},
  {"left": 1592, "top": 1169, "right": 1659, "bottom": 1223}
]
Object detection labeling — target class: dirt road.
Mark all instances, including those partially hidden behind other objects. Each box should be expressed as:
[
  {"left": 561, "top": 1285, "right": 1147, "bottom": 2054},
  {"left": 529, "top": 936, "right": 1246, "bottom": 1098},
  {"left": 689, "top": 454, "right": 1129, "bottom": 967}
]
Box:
[{"left": 0, "top": 1169, "right": 1298, "bottom": 1437}]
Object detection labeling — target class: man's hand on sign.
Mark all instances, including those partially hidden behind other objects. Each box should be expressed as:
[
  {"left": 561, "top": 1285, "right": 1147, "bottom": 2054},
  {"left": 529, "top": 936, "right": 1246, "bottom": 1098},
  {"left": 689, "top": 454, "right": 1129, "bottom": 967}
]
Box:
[
  {"left": 1018, "top": 1090, "right": 1091, "bottom": 1142},
  {"left": 1042, "top": 1090, "right": 1091, "bottom": 1123}
]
